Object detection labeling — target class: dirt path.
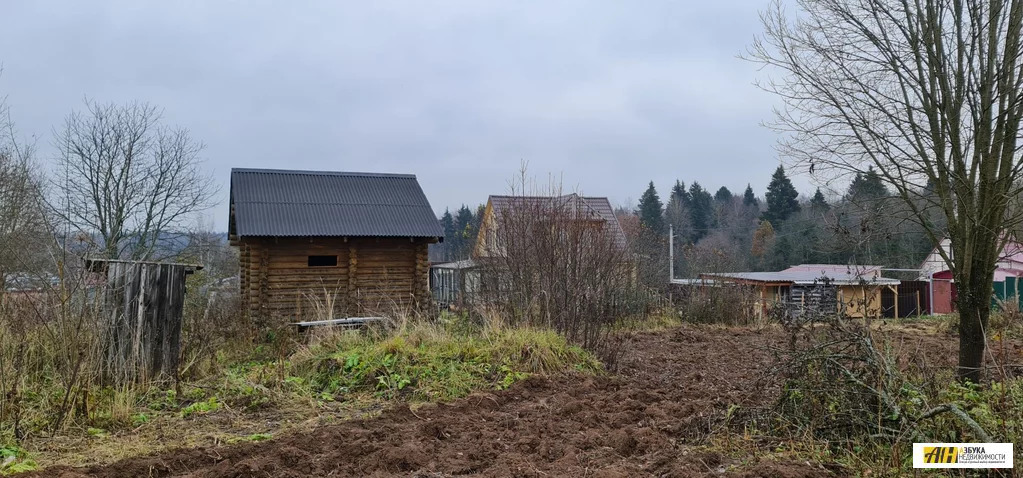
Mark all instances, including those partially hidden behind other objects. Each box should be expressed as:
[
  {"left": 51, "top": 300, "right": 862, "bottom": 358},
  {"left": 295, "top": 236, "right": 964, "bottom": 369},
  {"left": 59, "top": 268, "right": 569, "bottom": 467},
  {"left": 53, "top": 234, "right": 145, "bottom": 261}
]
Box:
[{"left": 39, "top": 326, "right": 850, "bottom": 477}]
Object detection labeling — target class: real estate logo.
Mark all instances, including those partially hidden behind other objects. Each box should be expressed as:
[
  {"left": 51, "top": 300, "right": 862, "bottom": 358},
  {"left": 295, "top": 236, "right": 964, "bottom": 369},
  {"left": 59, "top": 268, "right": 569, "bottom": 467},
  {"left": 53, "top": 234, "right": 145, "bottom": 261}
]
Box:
[
  {"left": 913, "top": 443, "right": 1013, "bottom": 468},
  {"left": 922, "top": 446, "right": 959, "bottom": 464}
]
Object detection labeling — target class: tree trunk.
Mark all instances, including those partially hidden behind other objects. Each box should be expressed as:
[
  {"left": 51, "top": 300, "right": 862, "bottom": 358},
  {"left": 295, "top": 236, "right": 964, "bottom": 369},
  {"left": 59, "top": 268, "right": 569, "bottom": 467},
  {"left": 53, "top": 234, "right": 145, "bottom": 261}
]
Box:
[{"left": 956, "top": 268, "right": 993, "bottom": 384}]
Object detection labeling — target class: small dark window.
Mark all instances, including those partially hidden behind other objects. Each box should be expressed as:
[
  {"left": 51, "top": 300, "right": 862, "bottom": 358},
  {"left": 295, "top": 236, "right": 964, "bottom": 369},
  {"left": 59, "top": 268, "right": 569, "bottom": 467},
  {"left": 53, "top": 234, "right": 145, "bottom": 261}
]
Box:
[{"left": 308, "top": 255, "right": 338, "bottom": 267}]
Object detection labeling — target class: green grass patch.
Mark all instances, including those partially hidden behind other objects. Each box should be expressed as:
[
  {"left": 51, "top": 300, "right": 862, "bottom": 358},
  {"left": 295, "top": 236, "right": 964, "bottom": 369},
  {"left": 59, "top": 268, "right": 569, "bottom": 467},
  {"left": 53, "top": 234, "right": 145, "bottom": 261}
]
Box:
[
  {"left": 180, "top": 397, "right": 221, "bottom": 418},
  {"left": 290, "top": 316, "right": 602, "bottom": 402},
  {"left": 0, "top": 445, "right": 38, "bottom": 475}
]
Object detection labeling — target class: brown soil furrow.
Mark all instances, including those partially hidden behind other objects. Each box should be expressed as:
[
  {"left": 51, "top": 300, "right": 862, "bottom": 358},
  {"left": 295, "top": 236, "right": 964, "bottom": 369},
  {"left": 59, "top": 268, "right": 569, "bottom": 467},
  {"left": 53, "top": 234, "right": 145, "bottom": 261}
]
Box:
[{"left": 34, "top": 326, "right": 858, "bottom": 477}]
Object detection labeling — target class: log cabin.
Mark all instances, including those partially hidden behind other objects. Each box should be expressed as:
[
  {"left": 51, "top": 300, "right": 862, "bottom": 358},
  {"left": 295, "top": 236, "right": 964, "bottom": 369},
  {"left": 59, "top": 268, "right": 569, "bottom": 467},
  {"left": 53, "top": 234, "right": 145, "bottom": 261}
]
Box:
[{"left": 228, "top": 168, "right": 443, "bottom": 322}]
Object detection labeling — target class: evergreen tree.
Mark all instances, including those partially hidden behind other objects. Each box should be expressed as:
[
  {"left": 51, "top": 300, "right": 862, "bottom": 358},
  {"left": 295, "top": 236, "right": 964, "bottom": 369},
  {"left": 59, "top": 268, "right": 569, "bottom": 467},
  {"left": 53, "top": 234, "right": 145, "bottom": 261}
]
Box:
[
  {"left": 472, "top": 204, "right": 486, "bottom": 233},
  {"left": 743, "top": 184, "right": 758, "bottom": 207},
  {"left": 810, "top": 188, "right": 830, "bottom": 212},
  {"left": 714, "top": 186, "right": 733, "bottom": 202},
  {"left": 637, "top": 181, "right": 665, "bottom": 234},
  {"left": 689, "top": 182, "right": 714, "bottom": 242},
  {"left": 769, "top": 235, "right": 795, "bottom": 270},
  {"left": 762, "top": 165, "right": 801, "bottom": 225},
  {"left": 670, "top": 179, "right": 690, "bottom": 207},
  {"left": 847, "top": 166, "right": 888, "bottom": 201},
  {"left": 665, "top": 179, "right": 690, "bottom": 241},
  {"left": 454, "top": 205, "right": 475, "bottom": 258},
  {"left": 440, "top": 209, "right": 456, "bottom": 260}
]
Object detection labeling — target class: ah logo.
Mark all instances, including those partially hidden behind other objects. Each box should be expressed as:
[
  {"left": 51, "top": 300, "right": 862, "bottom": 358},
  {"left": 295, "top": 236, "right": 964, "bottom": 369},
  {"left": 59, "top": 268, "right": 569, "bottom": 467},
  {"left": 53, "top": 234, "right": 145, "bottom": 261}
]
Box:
[{"left": 922, "top": 446, "right": 959, "bottom": 464}]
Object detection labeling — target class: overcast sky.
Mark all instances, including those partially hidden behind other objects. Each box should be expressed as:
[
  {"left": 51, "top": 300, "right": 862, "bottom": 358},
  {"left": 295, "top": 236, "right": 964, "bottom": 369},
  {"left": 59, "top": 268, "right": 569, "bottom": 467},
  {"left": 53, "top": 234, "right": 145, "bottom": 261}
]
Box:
[{"left": 0, "top": 1, "right": 801, "bottom": 230}]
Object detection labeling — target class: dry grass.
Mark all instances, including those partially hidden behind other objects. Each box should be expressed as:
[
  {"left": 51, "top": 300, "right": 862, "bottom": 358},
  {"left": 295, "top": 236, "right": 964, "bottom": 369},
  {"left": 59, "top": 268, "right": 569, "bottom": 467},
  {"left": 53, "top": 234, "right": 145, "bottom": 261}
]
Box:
[{"left": 21, "top": 393, "right": 383, "bottom": 469}]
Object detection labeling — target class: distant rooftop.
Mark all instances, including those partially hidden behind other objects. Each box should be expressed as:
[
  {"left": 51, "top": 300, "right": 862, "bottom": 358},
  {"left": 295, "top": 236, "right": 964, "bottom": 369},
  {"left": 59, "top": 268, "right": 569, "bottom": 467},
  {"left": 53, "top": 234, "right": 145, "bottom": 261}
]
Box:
[
  {"left": 700, "top": 264, "right": 900, "bottom": 286},
  {"left": 430, "top": 259, "right": 477, "bottom": 270},
  {"left": 487, "top": 193, "right": 628, "bottom": 248}
]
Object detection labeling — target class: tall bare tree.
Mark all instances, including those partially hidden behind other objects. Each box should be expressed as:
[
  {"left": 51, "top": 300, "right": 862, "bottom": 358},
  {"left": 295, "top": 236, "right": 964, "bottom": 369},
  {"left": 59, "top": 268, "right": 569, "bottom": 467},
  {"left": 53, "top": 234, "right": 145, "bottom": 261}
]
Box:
[
  {"left": 53, "top": 100, "right": 217, "bottom": 260},
  {"left": 750, "top": 0, "right": 1023, "bottom": 382},
  {"left": 0, "top": 97, "right": 48, "bottom": 291}
]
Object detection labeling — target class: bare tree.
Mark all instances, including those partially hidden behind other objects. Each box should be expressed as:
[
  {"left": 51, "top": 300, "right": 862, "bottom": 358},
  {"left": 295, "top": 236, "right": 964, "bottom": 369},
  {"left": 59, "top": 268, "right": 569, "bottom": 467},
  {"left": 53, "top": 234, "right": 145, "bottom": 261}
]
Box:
[
  {"left": 750, "top": 0, "right": 1023, "bottom": 382},
  {"left": 53, "top": 100, "right": 217, "bottom": 260},
  {"left": 0, "top": 97, "right": 48, "bottom": 291},
  {"left": 180, "top": 217, "right": 238, "bottom": 279}
]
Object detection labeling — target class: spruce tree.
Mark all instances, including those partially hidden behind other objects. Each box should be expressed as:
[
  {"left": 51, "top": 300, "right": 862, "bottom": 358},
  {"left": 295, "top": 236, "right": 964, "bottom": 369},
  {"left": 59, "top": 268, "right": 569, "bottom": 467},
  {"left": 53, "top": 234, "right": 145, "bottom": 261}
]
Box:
[
  {"left": 670, "top": 180, "right": 690, "bottom": 207},
  {"left": 688, "top": 182, "right": 713, "bottom": 242},
  {"left": 847, "top": 166, "right": 889, "bottom": 201},
  {"left": 762, "top": 165, "right": 801, "bottom": 225},
  {"left": 440, "top": 209, "right": 455, "bottom": 260},
  {"left": 665, "top": 179, "right": 689, "bottom": 239},
  {"left": 743, "top": 184, "right": 758, "bottom": 207},
  {"left": 714, "top": 186, "right": 733, "bottom": 202},
  {"left": 810, "top": 188, "right": 830, "bottom": 212},
  {"left": 637, "top": 181, "right": 665, "bottom": 234},
  {"left": 454, "top": 205, "right": 475, "bottom": 258}
]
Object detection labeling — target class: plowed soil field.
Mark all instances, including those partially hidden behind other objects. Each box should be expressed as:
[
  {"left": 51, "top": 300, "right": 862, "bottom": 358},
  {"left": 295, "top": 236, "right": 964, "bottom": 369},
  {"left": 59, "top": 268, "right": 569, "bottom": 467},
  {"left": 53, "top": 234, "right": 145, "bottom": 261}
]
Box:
[{"left": 37, "top": 323, "right": 964, "bottom": 477}]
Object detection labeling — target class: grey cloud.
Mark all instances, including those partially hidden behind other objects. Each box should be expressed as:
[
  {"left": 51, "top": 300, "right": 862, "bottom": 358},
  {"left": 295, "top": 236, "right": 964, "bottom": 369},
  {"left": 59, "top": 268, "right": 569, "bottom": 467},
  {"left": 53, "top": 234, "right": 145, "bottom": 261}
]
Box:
[{"left": 0, "top": 0, "right": 801, "bottom": 228}]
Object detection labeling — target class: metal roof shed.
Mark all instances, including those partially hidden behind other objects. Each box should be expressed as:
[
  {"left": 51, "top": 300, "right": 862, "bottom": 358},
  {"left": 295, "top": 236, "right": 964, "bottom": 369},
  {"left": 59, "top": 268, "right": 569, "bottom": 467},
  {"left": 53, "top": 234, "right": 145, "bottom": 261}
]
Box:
[
  {"left": 699, "top": 264, "right": 901, "bottom": 319},
  {"left": 228, "top": 168, "right": 443, "bottom": 322}
]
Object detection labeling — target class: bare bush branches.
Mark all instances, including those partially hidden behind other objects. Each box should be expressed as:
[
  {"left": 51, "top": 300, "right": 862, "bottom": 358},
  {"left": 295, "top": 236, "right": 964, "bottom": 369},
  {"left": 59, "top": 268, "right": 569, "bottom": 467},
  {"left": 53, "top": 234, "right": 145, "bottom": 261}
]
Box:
[
  {"left": 0, "top": 101, "right": 48, "bottom": 287},
  {"left": 53, "top": 100, "right": 218, "bottom": 260},
  {"left": 774, "top": 321, "right": 992, "bottom": 445},
  {"left": 475, "top": 171, "right": 645, "bottom": 352},
  {"left": 674, "top": 283, "right": 761, "bottom": 326}
]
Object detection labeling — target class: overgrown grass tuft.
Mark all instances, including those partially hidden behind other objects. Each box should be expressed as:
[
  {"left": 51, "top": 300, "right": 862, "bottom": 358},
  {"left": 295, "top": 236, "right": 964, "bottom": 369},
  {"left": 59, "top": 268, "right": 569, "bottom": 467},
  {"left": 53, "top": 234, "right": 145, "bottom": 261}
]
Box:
[{"left": 289, "top": 313, "right": 601, "bottom": 402}]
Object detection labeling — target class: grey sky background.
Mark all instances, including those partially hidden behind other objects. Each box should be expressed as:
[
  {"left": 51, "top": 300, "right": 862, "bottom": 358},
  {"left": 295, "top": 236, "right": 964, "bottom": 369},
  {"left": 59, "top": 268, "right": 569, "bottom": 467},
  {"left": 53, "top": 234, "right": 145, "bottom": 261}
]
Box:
[{"left": 0, "top": 0, "right": 802, "bottom": 230}]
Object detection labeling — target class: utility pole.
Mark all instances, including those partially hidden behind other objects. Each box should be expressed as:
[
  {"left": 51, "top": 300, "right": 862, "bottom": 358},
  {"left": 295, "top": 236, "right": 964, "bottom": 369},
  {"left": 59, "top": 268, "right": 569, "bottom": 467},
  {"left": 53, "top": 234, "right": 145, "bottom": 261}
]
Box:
[{"left": 669, "top": 223, "right": 674, "bottom": 282}]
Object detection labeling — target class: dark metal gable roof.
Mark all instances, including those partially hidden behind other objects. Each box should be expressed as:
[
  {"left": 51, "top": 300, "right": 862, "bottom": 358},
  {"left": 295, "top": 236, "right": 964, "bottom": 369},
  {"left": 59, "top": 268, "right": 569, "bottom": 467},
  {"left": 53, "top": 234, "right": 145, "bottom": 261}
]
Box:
[{"left": 229, "top": 168, "right": 443, "bottom": 238}]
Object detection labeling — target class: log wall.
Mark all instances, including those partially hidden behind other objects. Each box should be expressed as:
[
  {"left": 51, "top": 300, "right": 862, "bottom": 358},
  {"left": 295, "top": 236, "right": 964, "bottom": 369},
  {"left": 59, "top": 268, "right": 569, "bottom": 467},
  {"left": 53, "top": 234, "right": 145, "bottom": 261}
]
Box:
[{"left": 237, "top": 236, "right": 433, "bottom": 322}]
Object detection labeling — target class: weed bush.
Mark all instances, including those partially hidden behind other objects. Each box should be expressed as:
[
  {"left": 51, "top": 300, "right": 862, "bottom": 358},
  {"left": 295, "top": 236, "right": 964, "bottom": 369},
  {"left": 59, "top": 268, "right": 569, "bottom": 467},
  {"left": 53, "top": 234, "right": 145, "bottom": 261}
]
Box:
[
  {"left": 673, "top": 283, "right": 762, "bottom": 326},
  {"left": 770, "top": 319, "right": 1023, "bottom": 474}
]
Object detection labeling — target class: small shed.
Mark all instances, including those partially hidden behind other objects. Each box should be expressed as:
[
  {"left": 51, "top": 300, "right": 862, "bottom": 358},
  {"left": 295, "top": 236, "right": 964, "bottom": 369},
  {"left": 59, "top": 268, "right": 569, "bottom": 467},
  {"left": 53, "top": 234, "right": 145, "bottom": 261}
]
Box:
[
  {"left": 701, "top": 264, "right": 900, "bottom": 320},
  {"left": 228, "top": 168, "right": 444, "bottom": 321},
  {"left": 87, "top": 259, "right": 202, "bottom": 383},
  {"left": 919, "top": 239, "right": 1023, "bottom": 313},
  {"left": 430, "top": 259, "right": 479, "bottom": 308}
]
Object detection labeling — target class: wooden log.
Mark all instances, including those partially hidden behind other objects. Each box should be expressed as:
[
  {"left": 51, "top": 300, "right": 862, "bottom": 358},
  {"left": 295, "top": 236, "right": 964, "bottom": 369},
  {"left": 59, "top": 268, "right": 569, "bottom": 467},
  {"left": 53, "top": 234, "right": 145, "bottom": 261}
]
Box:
[
  {"left": 258, "top": 247, "right": 270, "bottom": 318},
  {"left": 348, "top": 244, "right": 358, "bottom": 312}
]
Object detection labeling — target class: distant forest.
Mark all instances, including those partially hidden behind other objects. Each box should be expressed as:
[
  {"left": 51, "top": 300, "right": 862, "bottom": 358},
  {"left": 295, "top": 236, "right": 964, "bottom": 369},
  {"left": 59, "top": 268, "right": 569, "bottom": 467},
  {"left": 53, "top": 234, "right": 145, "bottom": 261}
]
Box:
[
  {"left": 431, "top": 165, "right": 942, "bottom": 286},
  {"left": 430, "top": 205, "right": 487, "bottom": 263}
]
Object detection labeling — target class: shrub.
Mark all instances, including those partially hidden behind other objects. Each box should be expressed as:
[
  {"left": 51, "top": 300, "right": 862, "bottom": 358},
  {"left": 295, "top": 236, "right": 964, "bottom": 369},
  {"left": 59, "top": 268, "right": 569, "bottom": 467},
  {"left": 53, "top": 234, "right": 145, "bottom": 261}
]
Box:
[
  {"left": 473, "top": 172, "right": 655, "bottom": 355},
  {"left": 770, "top": 319, "right": 1021, "bottom": 473},
  {"left": 673, "top": 283, "right": 761, "bottom": 326}
]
